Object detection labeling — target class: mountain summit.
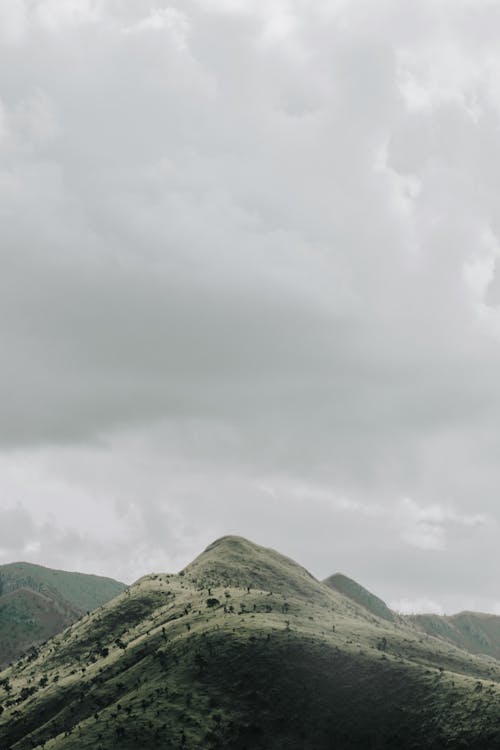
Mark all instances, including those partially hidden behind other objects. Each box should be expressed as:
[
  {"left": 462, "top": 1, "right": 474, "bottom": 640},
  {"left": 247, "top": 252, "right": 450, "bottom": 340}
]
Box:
[
  {"left": 183, "top": 535, "right": 326, "bottom": 599},
  {"left": 1, "top": 537, "right": 500, "bottom": 749}
]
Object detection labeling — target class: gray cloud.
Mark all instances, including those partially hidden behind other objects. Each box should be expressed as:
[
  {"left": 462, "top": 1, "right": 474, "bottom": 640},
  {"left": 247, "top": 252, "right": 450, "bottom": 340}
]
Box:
[{"left": 1, "top": 0, "right": 500, "bottom": 611}]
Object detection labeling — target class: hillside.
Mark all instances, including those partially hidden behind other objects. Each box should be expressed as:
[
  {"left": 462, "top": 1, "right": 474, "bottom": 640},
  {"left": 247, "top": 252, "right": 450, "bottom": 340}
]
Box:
[
  {"left": 1, "top": 536, "right": 500, "bottom": 749},
  {"left": 322, "top": 570, "right": 500, "bottom": 663},
  {"left": 0, "top": 562, "right": 126, "bottom": 668},
  {"left": 323, "top": 572, "right": 395, "bottom": 622},
  {"left": 411, "top": 611, "right": 500, "bottom": 661}
]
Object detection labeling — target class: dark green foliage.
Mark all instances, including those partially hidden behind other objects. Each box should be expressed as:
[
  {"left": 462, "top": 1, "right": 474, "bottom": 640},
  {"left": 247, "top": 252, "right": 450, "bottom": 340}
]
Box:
[{"left": 1, "top": 536, "right": 500, "bottom": 750}]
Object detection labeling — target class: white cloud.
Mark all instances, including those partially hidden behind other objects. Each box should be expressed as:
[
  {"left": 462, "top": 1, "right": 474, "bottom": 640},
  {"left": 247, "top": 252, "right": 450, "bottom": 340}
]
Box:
[
  {"left": 0, "top": 0, "right": 27, "bottom": 44},
  {"left": 390, "top": 597, "right": 445, "bottom": 616},
  {"left": 2, "top": 0, "right": 500, "bottom": 611},
  {"left": 35, "top": 0, "right": 102, "bottom": 32},
  {"left": 397, "top": 497, "right": 486, "bottom": 551},
  {"left": 121, "top": 7, "right": 189, "bottom": 48}
]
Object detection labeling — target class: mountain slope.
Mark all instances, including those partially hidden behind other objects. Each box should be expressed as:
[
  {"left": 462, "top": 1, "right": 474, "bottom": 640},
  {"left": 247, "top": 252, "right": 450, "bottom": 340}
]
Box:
[
  {"left": 184, "top": 535, "right": 330, "bottom": 600},
  {"left": 323, "top": 573, "right": 500, "bottom": 662},
  {"left": 1, "top": 536, "right": 500, "bottom": 749},
  {"left": 0, "top": 562, "right": 126, "bottom": 668},
  {"left": 323, "top": 572, "right": 395, "bottom": 622},
  {"left": 411, "top": 611, "right": 500, "bottom": 661}
]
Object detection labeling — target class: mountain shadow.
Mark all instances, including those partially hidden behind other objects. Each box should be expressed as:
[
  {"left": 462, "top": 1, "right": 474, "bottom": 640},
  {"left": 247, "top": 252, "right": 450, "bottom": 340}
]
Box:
[{"left": 1, "top": 536, "right": 500, "bottom": 749}]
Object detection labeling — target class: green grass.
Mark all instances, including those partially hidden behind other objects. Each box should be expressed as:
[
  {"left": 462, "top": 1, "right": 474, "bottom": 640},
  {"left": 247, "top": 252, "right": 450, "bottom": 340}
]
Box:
[
  {"left": 0, "top": 562, "right": 125, "bottom": 668},
  {"left": 0, "top": 562, "right": 125, "bottom": 613},
  {"left": 1, "top": 536, "right": 500, "bottom": 749},
  {"left": 323, "top": 572, "right": 395, "bottom": 622},
  {"left": 411, "top": 611, "right": 500, "bottom": 661}
]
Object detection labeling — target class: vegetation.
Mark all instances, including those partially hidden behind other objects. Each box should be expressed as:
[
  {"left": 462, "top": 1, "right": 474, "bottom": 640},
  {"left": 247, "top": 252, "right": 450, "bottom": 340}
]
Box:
[
  {"left": 0, "top": 562, "right": 125, "bottom": 668},
  {"left": 411, "top": 611, "right": 500, "bottom": 661},
  {"left": 1, "top": 536, "right": 500, "bottom": 749},
  {"left": 323, "top": 572, "right": 396, "bottom": 623}
]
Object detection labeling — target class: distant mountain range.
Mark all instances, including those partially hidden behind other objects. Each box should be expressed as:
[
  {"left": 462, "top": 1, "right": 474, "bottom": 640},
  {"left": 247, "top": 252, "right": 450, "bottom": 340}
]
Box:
[
  {"left": 0, "top": 562, "right": 126, "bottom": 668},
  {"left": 1, "top": 537, "right": 500, "bottom": 748}
]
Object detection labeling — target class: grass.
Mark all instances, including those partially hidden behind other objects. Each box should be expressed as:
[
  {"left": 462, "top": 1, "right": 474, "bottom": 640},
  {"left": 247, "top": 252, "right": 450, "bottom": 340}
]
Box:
[
  {"left": 1, "top": 536, "right": 500, "bottom": 749},
  {"left": 324, "top": 572, "right": 395, "bottom": 622},
  {"left": 411, "top": 611, "right": 500, "bottom": 661},
  {"left": 0, "top": 562, "right": 126, "bottom": 613},
  {"left": 0, "top": 562, "right": 125, "bottom": 668}
]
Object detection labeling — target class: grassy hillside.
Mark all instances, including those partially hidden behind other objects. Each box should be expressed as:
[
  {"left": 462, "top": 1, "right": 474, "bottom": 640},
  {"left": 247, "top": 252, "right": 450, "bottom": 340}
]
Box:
[
  {"left": 1, "top": 536, "right": 500, "bottom": 749},
  {"left": 0, "top": 589, "right": 78, "bottom": 671},
  {"left": 323, "top": 572, "right": 395, "bottom": 622},
  {"left": 0, "top": 562, "right": 125, "bottom": 613},
  {"left": 324, "top": 573, "right": 500, "bottom": 663},
  {"left": 0, "top": 563, "right": 125, "bottom": 668},
  {"left": 411, "top": 611, "right": 500, "bottom": 661}
]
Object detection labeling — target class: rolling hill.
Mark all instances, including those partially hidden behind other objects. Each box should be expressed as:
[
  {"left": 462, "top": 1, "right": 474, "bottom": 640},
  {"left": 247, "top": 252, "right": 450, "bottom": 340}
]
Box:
[
  {"left": 322, "top": 569, "right": 500, "bottom": 664},
  {"left": 1, "top": 536, "right": 500, "bottom": 749},
  {"left": 323, "top": 572, "right": 396, "bottom": 623},
  {"left": 0, "top": 562, "right": 126, "bottom": 668},
  {"left": 410, "top": 611, "right": 500, "bottom": 662}
]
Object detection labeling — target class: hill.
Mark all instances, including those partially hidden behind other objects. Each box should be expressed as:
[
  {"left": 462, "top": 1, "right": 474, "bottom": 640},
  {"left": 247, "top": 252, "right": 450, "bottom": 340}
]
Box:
[
  {"left": 323, "top": 572, "right": 395, "bottom": 622},
  {"left": 1, "top": 536, "right": 500, "bottom": 749},
  {"left": 0, "top": 562, "right": 126, "bottom": 668},
  {"left": 411, "top": 611, "right": 500, "bottom": 661}
]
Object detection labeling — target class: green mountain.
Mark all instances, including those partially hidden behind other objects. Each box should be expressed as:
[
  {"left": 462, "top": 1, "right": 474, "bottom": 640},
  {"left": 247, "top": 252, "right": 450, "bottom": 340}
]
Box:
[
  {"left": 323, "top": 573, "right": 500, "bottom": 666},
  {"left": 322, "top": 570, "right": 500, "bottom": 664},
  {"left": 323, "top": 572, "right": 395, "bottom": 622},
  {"left": 411, "top": 611, "right": 500, "bottom": 661},
  {"left": 1, "top": 536, "right": 500, "bottom": 749},
  {"left": 0, "top": 562, "right": 126, "bottom": 668}
]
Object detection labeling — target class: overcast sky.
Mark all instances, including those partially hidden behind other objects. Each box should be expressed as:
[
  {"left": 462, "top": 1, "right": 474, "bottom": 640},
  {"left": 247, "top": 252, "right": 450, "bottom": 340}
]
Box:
[{"left": 2, "top": 0, "right": 500, "bottom": 614}]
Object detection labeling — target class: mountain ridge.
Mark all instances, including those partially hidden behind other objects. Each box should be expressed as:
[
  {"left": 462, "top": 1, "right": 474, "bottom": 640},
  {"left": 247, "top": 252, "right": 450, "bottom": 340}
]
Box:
[
  {"left": 0, "top": 561, "right": 126, "bottom": 668},
  {"left": 323, "top": 571, "right": 396, "bottom": 622},
  {"left": 1, "top": 536, "right": 500, "bottom": 749}
]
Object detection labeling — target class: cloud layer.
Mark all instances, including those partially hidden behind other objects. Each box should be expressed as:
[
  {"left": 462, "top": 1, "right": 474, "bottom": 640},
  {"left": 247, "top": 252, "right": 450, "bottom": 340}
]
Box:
[{"left": 1, "top": 0, "right": 500, "bottom": 612}]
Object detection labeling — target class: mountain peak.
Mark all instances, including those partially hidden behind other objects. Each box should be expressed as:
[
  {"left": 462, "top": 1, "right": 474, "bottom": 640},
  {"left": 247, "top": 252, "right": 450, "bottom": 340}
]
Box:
[
  {"left": 3, "top": 537, "right": 500, "bottom": 749},
  {"left": 323, "top": 572, "right": 395, "bottom": 622},
  {"left": 183, "top": 535, "right": 323, "bottom": 599}
]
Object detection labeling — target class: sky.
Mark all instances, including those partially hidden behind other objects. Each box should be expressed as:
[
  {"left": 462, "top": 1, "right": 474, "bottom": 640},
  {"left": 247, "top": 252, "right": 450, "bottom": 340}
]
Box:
[{"left": 2, "top": 0, "right": 500, "bottom": 615}]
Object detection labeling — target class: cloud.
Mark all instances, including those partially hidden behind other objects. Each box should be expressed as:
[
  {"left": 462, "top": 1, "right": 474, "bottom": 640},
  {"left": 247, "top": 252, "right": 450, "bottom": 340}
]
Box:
[
  {"left": 1, "top": 0, "right": 500, "bottom": 611},
  {"left": 35, "top": 0, "right": 102, "bottom": 32},
  {"left": 121, "top": 7, "right": 189, "bottom": 45},
  {"left": 0, "top": 0, "right": 27, "bottom": 44},
  {"left": 397, "top": 497, "right": 487, "bottom": 551},
  {"left": 0, "top": 505, "right": 36, "bottom": 554},
  {"left": 390, "top": 597, "right": 445, "bottom": 616}
]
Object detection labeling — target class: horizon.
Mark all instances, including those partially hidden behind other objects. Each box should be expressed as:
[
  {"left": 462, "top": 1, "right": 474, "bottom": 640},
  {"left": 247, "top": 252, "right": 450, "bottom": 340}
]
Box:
[
  {"left": 2, "top": 0, "right": 500, "bottom": 618},
  {"left": 1, "top": 533, "right": 495, "bottom": 618}
]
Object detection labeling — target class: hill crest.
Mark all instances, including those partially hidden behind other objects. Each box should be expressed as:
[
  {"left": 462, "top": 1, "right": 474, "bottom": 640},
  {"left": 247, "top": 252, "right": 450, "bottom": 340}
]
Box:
[
  {"left": 323, "top": 571, "right": 395, "bottom": 622},
  {"left": 2, "top": 536, "right": 500, "bottom": 749},
  {"left": 183, "top": 535, "right": 328, "bottom": 601}
]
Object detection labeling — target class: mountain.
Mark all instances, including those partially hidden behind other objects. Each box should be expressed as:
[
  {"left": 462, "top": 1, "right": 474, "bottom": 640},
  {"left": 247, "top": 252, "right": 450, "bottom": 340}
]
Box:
[
  {"left": 1, "top": 536, "right": 500, "bottom": 749},
  {"left": 323, "top": 572, "right": 395, "bottom": 622},
  {"left": 324, "top": 573, "right": 500, "bottom": 660},
  {"left": 411, "top": 611, "right": 500, "bottom": 661},
  {"left": 322, "top": 571, "right": 500, "bottom": 663},
  {"left": 0, "top": 562, "right": 126, "bottom": 668}
]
